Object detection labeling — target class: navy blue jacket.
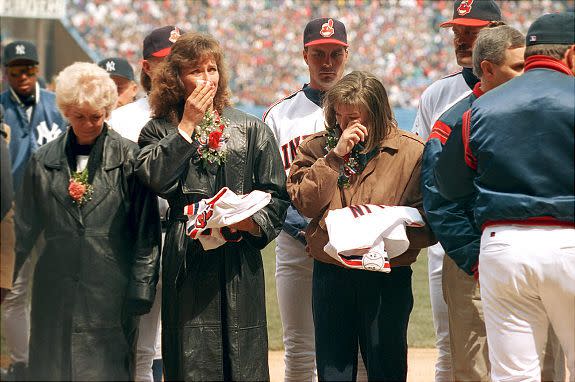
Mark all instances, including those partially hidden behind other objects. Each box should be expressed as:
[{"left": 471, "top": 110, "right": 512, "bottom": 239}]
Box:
[
  {"left": 435, "top": 56, "right": 575, "bottom": 229},
  {"left": 422, "top": 84, "right": 483, "bottom": 275},
  {"left": 1, "top": 86, "right": 66, "bottom": 191}
]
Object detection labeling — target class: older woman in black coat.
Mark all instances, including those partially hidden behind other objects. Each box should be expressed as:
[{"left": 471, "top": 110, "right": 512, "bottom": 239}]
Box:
[{"left": 14, "top": 62, "right": 161, "bottom": 381}]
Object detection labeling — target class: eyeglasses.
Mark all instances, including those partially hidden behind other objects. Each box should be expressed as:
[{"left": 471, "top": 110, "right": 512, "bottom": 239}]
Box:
[{"left": 7, "top": 65, "right": 39, "bottom": 78}]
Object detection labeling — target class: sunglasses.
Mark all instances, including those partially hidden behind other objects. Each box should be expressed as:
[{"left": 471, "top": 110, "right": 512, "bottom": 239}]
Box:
[{"left": 7, "top": 65, "right": 39, "bottom": 78}]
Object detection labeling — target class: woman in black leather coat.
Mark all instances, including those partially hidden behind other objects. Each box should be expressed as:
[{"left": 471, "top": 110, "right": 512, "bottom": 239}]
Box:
[
  {"left": 135, "top": 32, "right": 289, "bottom": 381},
  {"left": 14, "top": 62, "right": 161, "bottom": 381}
]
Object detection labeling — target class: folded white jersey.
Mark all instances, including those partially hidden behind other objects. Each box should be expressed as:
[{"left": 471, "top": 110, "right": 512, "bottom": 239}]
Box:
[
  {"left": 184, "top": 187, "right": 271, "bottom": 250},
  {"left": 324, "top": 205, "right": 424, "bottom": 272}
]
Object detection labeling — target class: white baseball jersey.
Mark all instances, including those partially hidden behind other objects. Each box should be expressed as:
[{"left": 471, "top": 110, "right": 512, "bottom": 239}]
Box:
[
  {"left": 184, "top": 187, "right": 271, "bottom": 250},
  {"left": 263, "top": 85, "right": 326, "bottom": 175},
  {"left": 323, "top": 205, "right": 425, "bottom": 272},
  {"left": 108, "top": 97, "right": 152, "bottom": 143},
  {"left": 108, "top": 96, "right": 170, "bottom": 220},
  {"left": 412, "top": 70, "right": 473, "bottom": 140}
]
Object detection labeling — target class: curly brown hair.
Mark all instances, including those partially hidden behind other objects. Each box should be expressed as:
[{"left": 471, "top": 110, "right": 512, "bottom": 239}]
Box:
[
  {"left": 149, "top": 32, "right": 231, "bottom": 123},
  {"left": 323, "top": 71, "right": 397, "bottom": 153}
]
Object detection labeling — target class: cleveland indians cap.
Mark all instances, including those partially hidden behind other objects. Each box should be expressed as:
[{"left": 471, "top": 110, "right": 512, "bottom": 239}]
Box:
[
  {"left": 3, "top": 40, "right": 39, "bottom": 66},
  {"left": 440, "top": 0, "right": 501, "bottom": 28},
  {"left": 97, "top": 57, "right": 135, "bottom": 81},
  {"left": 143, "top": 25, "right": 184, "bottom": 59},
  {"left": 526, "top": 12, "right": 575, "bottom": 46},
  {"left": 304, "top": 18, "right": 348, "bottom": 47}
]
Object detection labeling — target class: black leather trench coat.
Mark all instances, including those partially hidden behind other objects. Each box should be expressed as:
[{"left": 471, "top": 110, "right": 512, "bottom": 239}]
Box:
[
  {"left": 15, "top": 127, "right": 161, "bottom": 381},
  {"left": 136, "top": 107, "right": 289, "bottom": 381}
]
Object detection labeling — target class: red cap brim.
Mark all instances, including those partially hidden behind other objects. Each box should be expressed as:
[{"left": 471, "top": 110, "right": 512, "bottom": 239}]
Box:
[
  {"left": 304, "top": 39, "right": 348, "bottom": 47},
  {"left": 440, "top": 18, "right": 491, "bottom": 28},
  {"left": 151, "top": 46, "right": 172, "bottom": 58}
]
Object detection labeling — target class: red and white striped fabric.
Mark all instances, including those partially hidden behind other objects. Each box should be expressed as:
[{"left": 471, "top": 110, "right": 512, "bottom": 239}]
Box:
[
  {"left": 183, "top": 187, "right": 271, "bottom": 250},
  {"left": 323, "top": 205, "right": 424, "bottom": 272}
]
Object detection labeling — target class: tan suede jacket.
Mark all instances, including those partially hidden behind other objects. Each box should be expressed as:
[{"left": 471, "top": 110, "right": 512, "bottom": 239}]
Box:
[{"left": 287, "top": 128, "right": 436, "bottom": 267}]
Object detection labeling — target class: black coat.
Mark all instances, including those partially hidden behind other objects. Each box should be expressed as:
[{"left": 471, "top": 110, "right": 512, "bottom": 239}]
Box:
[
  {"left": 15, "top": 127, "right": 161, "bottom": 381},
  {"left": 136, "top": 107, "right": 289, "bottom": 381}
]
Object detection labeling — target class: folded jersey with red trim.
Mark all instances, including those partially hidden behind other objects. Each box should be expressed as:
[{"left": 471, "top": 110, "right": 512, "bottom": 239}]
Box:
[
  {"left": 324, "top": 205, "right": 424, "bottom": 272},
  {"left": 184, "top": 187, "right": 271, "bottom": 250}
]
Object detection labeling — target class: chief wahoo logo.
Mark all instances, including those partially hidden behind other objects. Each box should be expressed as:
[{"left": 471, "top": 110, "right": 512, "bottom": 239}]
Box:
[
  {"left": 320, "top": 19, "right": 335, "bottom": 38},
  {"left": 457, "top": 0, "right": 474, "bottom": 16}
]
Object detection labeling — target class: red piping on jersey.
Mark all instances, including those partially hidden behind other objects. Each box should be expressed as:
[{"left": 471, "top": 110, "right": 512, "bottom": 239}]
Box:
[
  {"left": 472, "top": 82, "right": 485, "bottom": 98},
  {"left": 482, "top": 216, "right": 575, "bottom": 230},
  {"left": 462, "top": 110, "right": 477, "bottom": 170},
  {"left": 524, "top": 55, "right": 573, "bottom": 76},
  {"left": 207, "top": 187, "right": 229, "bottom": 206},
  {"left": 428, "top": 120, "right": 452, "bottom": 145},
  {"left": 262, "top": 86, "right": 304, "bottom": 120}
]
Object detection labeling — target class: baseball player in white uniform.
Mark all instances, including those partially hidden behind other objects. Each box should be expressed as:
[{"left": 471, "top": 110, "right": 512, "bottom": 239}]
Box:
[
  {"left": 264, "top": 17, "right": 375, "bottom": 382},
  {"left": 412, "top": 1, "right": 501, "bottom": 380},
  {"left": 108, "top": 25, "right": 183, "bottom": 382}
]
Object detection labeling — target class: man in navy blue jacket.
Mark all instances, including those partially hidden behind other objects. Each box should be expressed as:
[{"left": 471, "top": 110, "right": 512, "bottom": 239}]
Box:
[
  {"left": 422, "top": 24, "right": 525, "bottom": 382},
  {"left": 435, "top": 13, "right": 575, "bottom": 381},
  {"left": 1, "top": 40, "right": 65, "bottom": 381}
]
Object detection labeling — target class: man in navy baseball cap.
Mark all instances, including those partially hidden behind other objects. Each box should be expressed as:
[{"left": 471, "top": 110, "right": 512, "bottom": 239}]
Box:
[
  {"left": 98, "top": 57, "right": 138, "bottom": 108},
  {"left": 302, "top": 18, "right": 349, "bottom": 91},
  {"left": 440, "top": 0, "right": 502, "bottom": 28},
  {"left": 143, "top": 25, "right": 182, "bottom": 60},
  {"left": 303, "top": 17, "right": 348, "bottom": 47}
]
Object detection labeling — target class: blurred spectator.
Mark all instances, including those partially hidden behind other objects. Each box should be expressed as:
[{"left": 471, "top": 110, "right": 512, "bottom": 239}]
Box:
[{"left": 68, "top": 0, "right": 571, "bottom": 108}]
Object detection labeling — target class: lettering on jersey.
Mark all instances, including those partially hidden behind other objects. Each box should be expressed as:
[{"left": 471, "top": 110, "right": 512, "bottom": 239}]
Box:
[
  {"left": 457, "top": 0, "right": 474, "bottom": 16},
  {"left": 280, "top": 134, "right": 311, "bottom": 170},
  {"left": 349, "top": 204, "right": 386, "bottom": 218},
  {"left": 36, "top": 122, "right": 62, "bottom": 145}
]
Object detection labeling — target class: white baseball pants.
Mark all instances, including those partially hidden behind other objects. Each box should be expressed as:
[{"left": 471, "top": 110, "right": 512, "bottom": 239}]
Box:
[
  {"left": 134, "top": 280, "right": 162, "bottom": 382},
  {"left": 134, "top": 231, "right": 164, "bottom": 382},
  {"left": 427, "top": 243, "right": 453, "bottom": 381},
  {"left": 480, "top": 225, "right": 575, "bottom": 382},
  {"left": 275, "top": 231, "right": 317, "bottom": 381}
]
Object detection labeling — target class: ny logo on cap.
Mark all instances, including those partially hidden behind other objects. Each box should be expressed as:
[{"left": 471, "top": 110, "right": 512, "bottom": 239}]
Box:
[
  {"left": 15, "top": 44, "right": 26, "bottom": 55},
  {"left": 529, "top": 35, "right": 537, "bottom": 42},
  {"left": 457, "top": 0, "right": 474, "bottom": 16},
  {"left": 320, "top": 19, "right": 335, "bottom": 38},
  {"left": 169, "top": 27, "right": 181, "bottom": 43},
  {"left": 105, "top": 61, "right": 116, "bottom": 72}
]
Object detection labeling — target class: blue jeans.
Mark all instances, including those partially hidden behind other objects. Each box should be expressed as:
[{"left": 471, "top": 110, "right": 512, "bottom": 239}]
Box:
[{"left": 312, "top": 260, "right": 413, "bottom": 381}]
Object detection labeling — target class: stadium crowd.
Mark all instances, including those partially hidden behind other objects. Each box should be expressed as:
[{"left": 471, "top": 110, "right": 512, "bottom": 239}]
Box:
[{"left": 68, "top": 0, "right": 570, "bottom": 108}]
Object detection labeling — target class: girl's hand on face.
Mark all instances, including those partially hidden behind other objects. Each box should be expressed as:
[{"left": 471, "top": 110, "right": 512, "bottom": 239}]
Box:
[
  {"left": 333, "top": 120, "right": 368, "bottom": 157},
  {"left": 178, "top": 80, "right": 217, "bottom": 136}
]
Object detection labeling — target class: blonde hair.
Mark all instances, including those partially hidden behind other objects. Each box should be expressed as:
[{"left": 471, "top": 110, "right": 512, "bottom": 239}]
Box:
[
  {"left": 323, "top": 71, "right": 397, "bottom": 153},
  {"left": 55, "top": 62, "right": 118, "bottom": 117}
]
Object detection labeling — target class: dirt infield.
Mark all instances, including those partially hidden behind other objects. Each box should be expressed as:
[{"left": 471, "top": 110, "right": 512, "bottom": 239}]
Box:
[{"left": 269, "top": 348, "right": 438, "bottom": 382}]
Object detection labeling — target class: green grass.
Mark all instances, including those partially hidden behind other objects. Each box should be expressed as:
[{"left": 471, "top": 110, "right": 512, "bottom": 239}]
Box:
[
  {"left": 263, "top": 243, "right": 434, "bottom": 350},
  {"left": 0, "top": 246, "right": 433, "bottom": 359}
]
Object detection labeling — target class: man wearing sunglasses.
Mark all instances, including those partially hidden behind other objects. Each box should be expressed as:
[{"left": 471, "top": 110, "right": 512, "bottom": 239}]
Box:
[{"left": 0, "top": 40, "right": 65, "bottom": 381}]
